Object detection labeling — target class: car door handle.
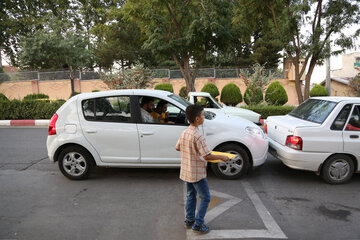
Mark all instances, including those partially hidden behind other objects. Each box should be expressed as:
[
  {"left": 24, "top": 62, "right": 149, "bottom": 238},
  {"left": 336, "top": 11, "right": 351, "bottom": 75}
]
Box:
[
  {"left": 350, "top": 135, "right": 359, "bottom": 139},
  {"left": 140, "top": 131, "right": 154, "bottom": 137},
  {"left": 85, "top": 129, "right": 97, "bottom": 133}
]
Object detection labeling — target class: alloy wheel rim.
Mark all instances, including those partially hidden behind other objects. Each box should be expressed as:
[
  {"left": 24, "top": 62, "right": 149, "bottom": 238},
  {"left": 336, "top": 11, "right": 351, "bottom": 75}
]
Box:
[
  {"left": 63, "top": 152, "right": 87, "bottom": 176},
  {"left": 217, "top": 150, "right": 243, "bottom": 176},
  {"left": 329, "top": 159, "right": 350, "bottom": 181}
]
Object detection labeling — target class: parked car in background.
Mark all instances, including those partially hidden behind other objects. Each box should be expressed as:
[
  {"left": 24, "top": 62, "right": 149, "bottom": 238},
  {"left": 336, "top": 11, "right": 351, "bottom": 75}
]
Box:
[
  {"left": 266, "top": 97, "right": 360, "bottom": 184},
  {"left": 188, "top": 92, "right": 261, "bottom": 124},
  {"left": 47, "top": 90, "right": 268, "bottom": 180}
]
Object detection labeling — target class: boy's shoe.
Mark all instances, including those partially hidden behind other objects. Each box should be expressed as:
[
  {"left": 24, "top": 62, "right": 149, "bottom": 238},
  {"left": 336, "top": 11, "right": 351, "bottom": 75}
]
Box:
[
  {"left": 184, "top": 219, "right": 195, "bottom": 229},
  {"left": 191, "top": 224, "right": 210, "bottom": 234}
]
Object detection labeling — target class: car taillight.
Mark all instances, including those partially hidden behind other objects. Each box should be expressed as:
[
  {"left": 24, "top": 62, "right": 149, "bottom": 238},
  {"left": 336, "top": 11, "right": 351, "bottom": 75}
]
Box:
[
  {"left": 48, "top": 113, "right": 58, "bottom": 135},
  {"left": 264, "top": 123, "right": 268, "bottom": 134},
  {"left": 285, "top": 135, "right": 302, "bottom": 150}
]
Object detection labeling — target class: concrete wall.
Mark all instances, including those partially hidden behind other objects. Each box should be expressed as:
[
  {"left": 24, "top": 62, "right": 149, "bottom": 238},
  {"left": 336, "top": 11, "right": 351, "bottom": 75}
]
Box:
[
  {"left": 0, "top": 77, "right": 300, "bottom": 105},
  {"left": 332, "top": 52, "right": 360, "bottom": 78},
  {"left": 330, "top": 80, "right": 357, "bottom": 97}
]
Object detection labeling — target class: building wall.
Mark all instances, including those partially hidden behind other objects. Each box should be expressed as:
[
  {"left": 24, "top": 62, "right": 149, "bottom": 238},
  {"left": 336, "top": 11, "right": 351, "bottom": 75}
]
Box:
[
  {"left": 332, "top": 52, "right": 360, "bottom": 78},
  {"left": 0, "top": 77, "right": 300, "bottom": 105},
  {"left": 330, "top": 80, "right": 357, "bottom": 97}
]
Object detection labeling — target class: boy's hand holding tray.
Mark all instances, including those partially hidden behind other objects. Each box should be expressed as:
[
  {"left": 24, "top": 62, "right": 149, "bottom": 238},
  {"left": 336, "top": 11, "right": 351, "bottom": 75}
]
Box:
[{"left": 207, "top": 151, "right": 237, "bottom": 163}]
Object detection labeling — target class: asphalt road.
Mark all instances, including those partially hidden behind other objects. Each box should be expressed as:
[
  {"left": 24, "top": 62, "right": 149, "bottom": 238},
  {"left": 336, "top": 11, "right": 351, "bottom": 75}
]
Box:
[{"left": 0, "top": 127, "right": 360, "bottom": 240}]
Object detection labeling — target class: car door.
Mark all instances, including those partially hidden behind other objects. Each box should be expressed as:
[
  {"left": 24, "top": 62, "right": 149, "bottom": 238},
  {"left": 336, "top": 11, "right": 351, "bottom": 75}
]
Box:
[
  {"left": 136, "top": 97, "right": 187, "bottom": 164},
  {"left": 79, "top": 95, "right": 141, "bottom": 163},
  {"left": 343, "top": 104, "right": 360, "bottom": 160}
]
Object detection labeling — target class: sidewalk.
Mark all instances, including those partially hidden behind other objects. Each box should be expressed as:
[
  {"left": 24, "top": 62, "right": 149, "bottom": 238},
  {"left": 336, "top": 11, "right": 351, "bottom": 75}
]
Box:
[{"left": 0, "top": 120, "right": 49, "bottom": 126}]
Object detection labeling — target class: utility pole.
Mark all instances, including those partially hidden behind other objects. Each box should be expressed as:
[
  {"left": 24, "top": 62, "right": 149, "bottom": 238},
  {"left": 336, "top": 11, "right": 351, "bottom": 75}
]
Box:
[{"left": 325, "top": 19, "right": 331, "bottom": 96}]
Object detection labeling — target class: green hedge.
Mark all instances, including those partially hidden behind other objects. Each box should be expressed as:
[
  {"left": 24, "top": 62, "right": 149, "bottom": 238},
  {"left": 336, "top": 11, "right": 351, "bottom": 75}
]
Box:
[
  {"left": 0, "top": 100, "right": 64, "bottom": 120},
  {"left": 179, "top": 86, "right": 187, "bottom": 98},
  {"left": 201, "top": 83, "right": 219, "bottom": 98},
  {"left": 0, "top": 93, "right": 9, "bottom": 101},
  {"left": 310, "top": 84, "right": 328, "bottom": 97},
  {"left": 154, "top": 83, "right": 174, "bottom": 93},
  {"left": 241, "top": 105, "right": 296, "bottom": 119},
  {"left": 265, "top": 81, "right": 288, "bottom": 106},
  {"left": 220, "top": 83, "right": 242, "bottom": 106},
  {"left": 23, "top": 93, "right": 49, "bottom": 101}
]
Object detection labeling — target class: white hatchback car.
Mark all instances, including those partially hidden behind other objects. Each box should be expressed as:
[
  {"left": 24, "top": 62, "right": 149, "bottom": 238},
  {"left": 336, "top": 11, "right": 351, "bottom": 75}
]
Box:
[
  {"left": 47, "top": 89, "right": 268, "bottom": 180},
  {"left": 266, "top": 97, "right": 360, "bottom": 184}
]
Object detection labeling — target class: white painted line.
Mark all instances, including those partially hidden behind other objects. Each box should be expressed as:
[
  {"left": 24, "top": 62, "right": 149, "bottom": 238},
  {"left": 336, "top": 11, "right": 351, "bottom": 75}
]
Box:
[
  {"left": 205, "top": 190, "right": 242, "bottom": 224},
  {"left": 185, "top": 181, "right": 287, "bottom": 240},
  {"left": 0, "top": 120, "right": 11, "bottom": 126},
  {"left": 242, "top": 181, "right": 287, "bottom": 239}
]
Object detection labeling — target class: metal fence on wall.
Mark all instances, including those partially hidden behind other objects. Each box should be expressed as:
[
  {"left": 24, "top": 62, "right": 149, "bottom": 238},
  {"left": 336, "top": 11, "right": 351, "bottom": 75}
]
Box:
[{"left": 0, "top": 68, "right": 282, "bottom": 82}]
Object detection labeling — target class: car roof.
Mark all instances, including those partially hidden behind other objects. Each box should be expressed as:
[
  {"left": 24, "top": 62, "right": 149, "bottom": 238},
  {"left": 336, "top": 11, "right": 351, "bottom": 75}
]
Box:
[
  {"left": 188, "top": 92, "right": 211, "bottom": 97},
  {"left": 311, "top": 96, "right": 360, "bottom": 103},
  {"left": 74, "top": 89, "right": 173, "bottom": 100}
]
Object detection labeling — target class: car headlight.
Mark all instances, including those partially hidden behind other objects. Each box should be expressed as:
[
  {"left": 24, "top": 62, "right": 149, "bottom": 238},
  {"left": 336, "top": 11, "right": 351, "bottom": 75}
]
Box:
[{"left": 245, "top": 126, "right": 266, "bottom": 139}]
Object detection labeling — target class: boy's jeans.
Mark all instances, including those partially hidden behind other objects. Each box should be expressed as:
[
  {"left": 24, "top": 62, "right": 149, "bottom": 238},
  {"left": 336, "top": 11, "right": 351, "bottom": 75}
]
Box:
[{"left": 185, "top": 178, "right": 210, "bottom": 226}]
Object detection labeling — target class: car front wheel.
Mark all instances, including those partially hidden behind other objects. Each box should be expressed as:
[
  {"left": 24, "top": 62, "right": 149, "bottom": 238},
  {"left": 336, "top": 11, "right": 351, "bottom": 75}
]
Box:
[
  {"left": 210, "top": 144, "right": 250, "bottom": 180},
  {"left": 321, "top": 154, "right": 354, "bottom": 184},
  {"left": 58, "top": 146, "right": 95, "bottom": 180}
]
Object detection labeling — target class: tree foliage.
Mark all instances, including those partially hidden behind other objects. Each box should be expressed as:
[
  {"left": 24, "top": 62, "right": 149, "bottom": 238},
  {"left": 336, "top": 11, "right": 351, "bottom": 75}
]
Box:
[
  {"left": 350, "top": 73, "right": 360, "bottom": 97},
  {"left": 244, "top": 86, "right": 263, "bottom": 106},
  {"left": 235, "top": 0, "right": 360, "bottom": 103},
  {"left": 101, "top": 63, "right": 154, "bottom": 90},
  {"left": 239, "top": 63, "right": 277, "bottom": 91},
  {"left": 124, "top": 0, "right": 233, "bottom": 93},
  {"left": 17, "top": 17, "right": 94, "bottom": 94}
]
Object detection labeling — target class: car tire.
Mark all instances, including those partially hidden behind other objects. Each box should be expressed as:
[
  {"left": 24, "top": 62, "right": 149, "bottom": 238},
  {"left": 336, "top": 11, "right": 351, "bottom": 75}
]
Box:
[
  {"left": 58, "top": 146, "right": 95, "bottom": 180},
  {"left": 321, "top": 154, "right": 354, "bottom": 184},
  {"left": 210, "top": 144, "right": 250, "bottom": 180}
]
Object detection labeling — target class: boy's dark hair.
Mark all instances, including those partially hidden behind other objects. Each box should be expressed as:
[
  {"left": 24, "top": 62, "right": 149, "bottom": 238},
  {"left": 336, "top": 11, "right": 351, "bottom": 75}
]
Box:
[
  {"left": 141, "top": 97, "right": 154, "bottom": 107},
  {"left": 186, "top": 104, "right": 204, "bottom": 123}
]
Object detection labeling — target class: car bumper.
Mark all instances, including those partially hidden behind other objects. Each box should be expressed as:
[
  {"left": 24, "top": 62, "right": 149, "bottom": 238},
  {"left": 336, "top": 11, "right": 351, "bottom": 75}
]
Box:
[
  {"left": 268, "top": 137, "right": 330, "bottom": 172},
  {"left": 253, "top": 143, "right": 268, "bottom": 167}
]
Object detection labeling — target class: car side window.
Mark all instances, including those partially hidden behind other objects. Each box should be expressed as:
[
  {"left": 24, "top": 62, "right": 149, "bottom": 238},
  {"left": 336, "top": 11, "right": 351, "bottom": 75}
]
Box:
[
  {"left": 331, "top": 104, "right": 352, "bottom": 130},
  {"left": 345, "top": 105, "right": 360, "bottom": 131},
  {"left": 138, "top": 96, "right": 187, "bottom": 125},
  {"left": 82, "top": 96, "right": 131, "bottom": 122}
]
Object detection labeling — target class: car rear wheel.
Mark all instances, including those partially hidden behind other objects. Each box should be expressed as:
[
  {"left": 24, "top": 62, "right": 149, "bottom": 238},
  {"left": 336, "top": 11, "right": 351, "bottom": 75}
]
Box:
[
  {"left": 58, "top": 146, "right": 95, "bottom": 180},
  {"left": 321, "top": 154, "right": 354, "bottom": 184},
  {"left": 210, "top": 144, "right": 250, "bottom": 180}
]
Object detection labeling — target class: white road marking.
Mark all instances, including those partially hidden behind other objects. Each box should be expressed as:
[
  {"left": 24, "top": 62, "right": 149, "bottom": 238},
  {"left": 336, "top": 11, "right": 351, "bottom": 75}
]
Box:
[{"left": 185, "top": 181, "right": 287, "bottom": 239}]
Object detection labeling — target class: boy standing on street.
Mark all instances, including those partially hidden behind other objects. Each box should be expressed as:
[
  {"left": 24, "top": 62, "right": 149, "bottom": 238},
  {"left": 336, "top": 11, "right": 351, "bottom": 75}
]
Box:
[{"left": 176, "top": 105, "right": 229, "bottom": 234}]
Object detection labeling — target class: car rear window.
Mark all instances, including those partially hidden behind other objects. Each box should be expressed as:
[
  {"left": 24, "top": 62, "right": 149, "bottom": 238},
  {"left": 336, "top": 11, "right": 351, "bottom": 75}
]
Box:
[{"left": 289, "top": 99, "right": 337, "bottom": 124}]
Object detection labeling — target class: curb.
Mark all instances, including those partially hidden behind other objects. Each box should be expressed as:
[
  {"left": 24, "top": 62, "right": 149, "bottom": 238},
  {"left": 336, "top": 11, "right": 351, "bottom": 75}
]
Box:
[{"left": 0, "top": 120, "right": 50, "bottom": 126}]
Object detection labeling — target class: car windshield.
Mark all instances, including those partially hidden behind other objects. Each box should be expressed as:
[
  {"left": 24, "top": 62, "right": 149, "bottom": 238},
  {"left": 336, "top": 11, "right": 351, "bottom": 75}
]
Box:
[
  {"left": 289, "top": 99, "right": 337, "bottom": 124},
  {"left": 168, "top": 93, "right": 192, "bottom": 107}
]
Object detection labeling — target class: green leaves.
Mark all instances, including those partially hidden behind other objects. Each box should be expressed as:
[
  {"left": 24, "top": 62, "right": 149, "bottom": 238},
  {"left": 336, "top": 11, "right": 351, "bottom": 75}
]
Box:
[
  {"left": 101, "top": 63, "right": 154, "bottom": 90},
  {"left": 18, "top": 16, "right": 93, "bottom": 70}
]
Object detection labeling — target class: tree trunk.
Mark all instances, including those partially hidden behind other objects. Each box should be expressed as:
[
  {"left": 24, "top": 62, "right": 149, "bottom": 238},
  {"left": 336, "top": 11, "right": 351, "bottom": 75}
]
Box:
[
  {"left": 304, "top": 59, "right": 317, "bottom": 100},
  {"left": 293, "top": 61, "right": 304, "bottom": 104},
  {"left": 171, "top": 52, "right": 196, "bottom": 94},
  {"left": 69, "top": 66, "right": 75, "bottom": 96}
]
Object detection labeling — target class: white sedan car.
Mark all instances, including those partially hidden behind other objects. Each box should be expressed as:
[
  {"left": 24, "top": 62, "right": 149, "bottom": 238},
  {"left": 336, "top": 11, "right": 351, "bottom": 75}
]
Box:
[
  {"left": 47, "top": 89, "right": 268, "bottom": 180},
  {"left": 188, "top": 92, "right": 261, "bottom": 124},
  {"left": 266, "top": 97, "right": 360, "bottom": 184}
]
